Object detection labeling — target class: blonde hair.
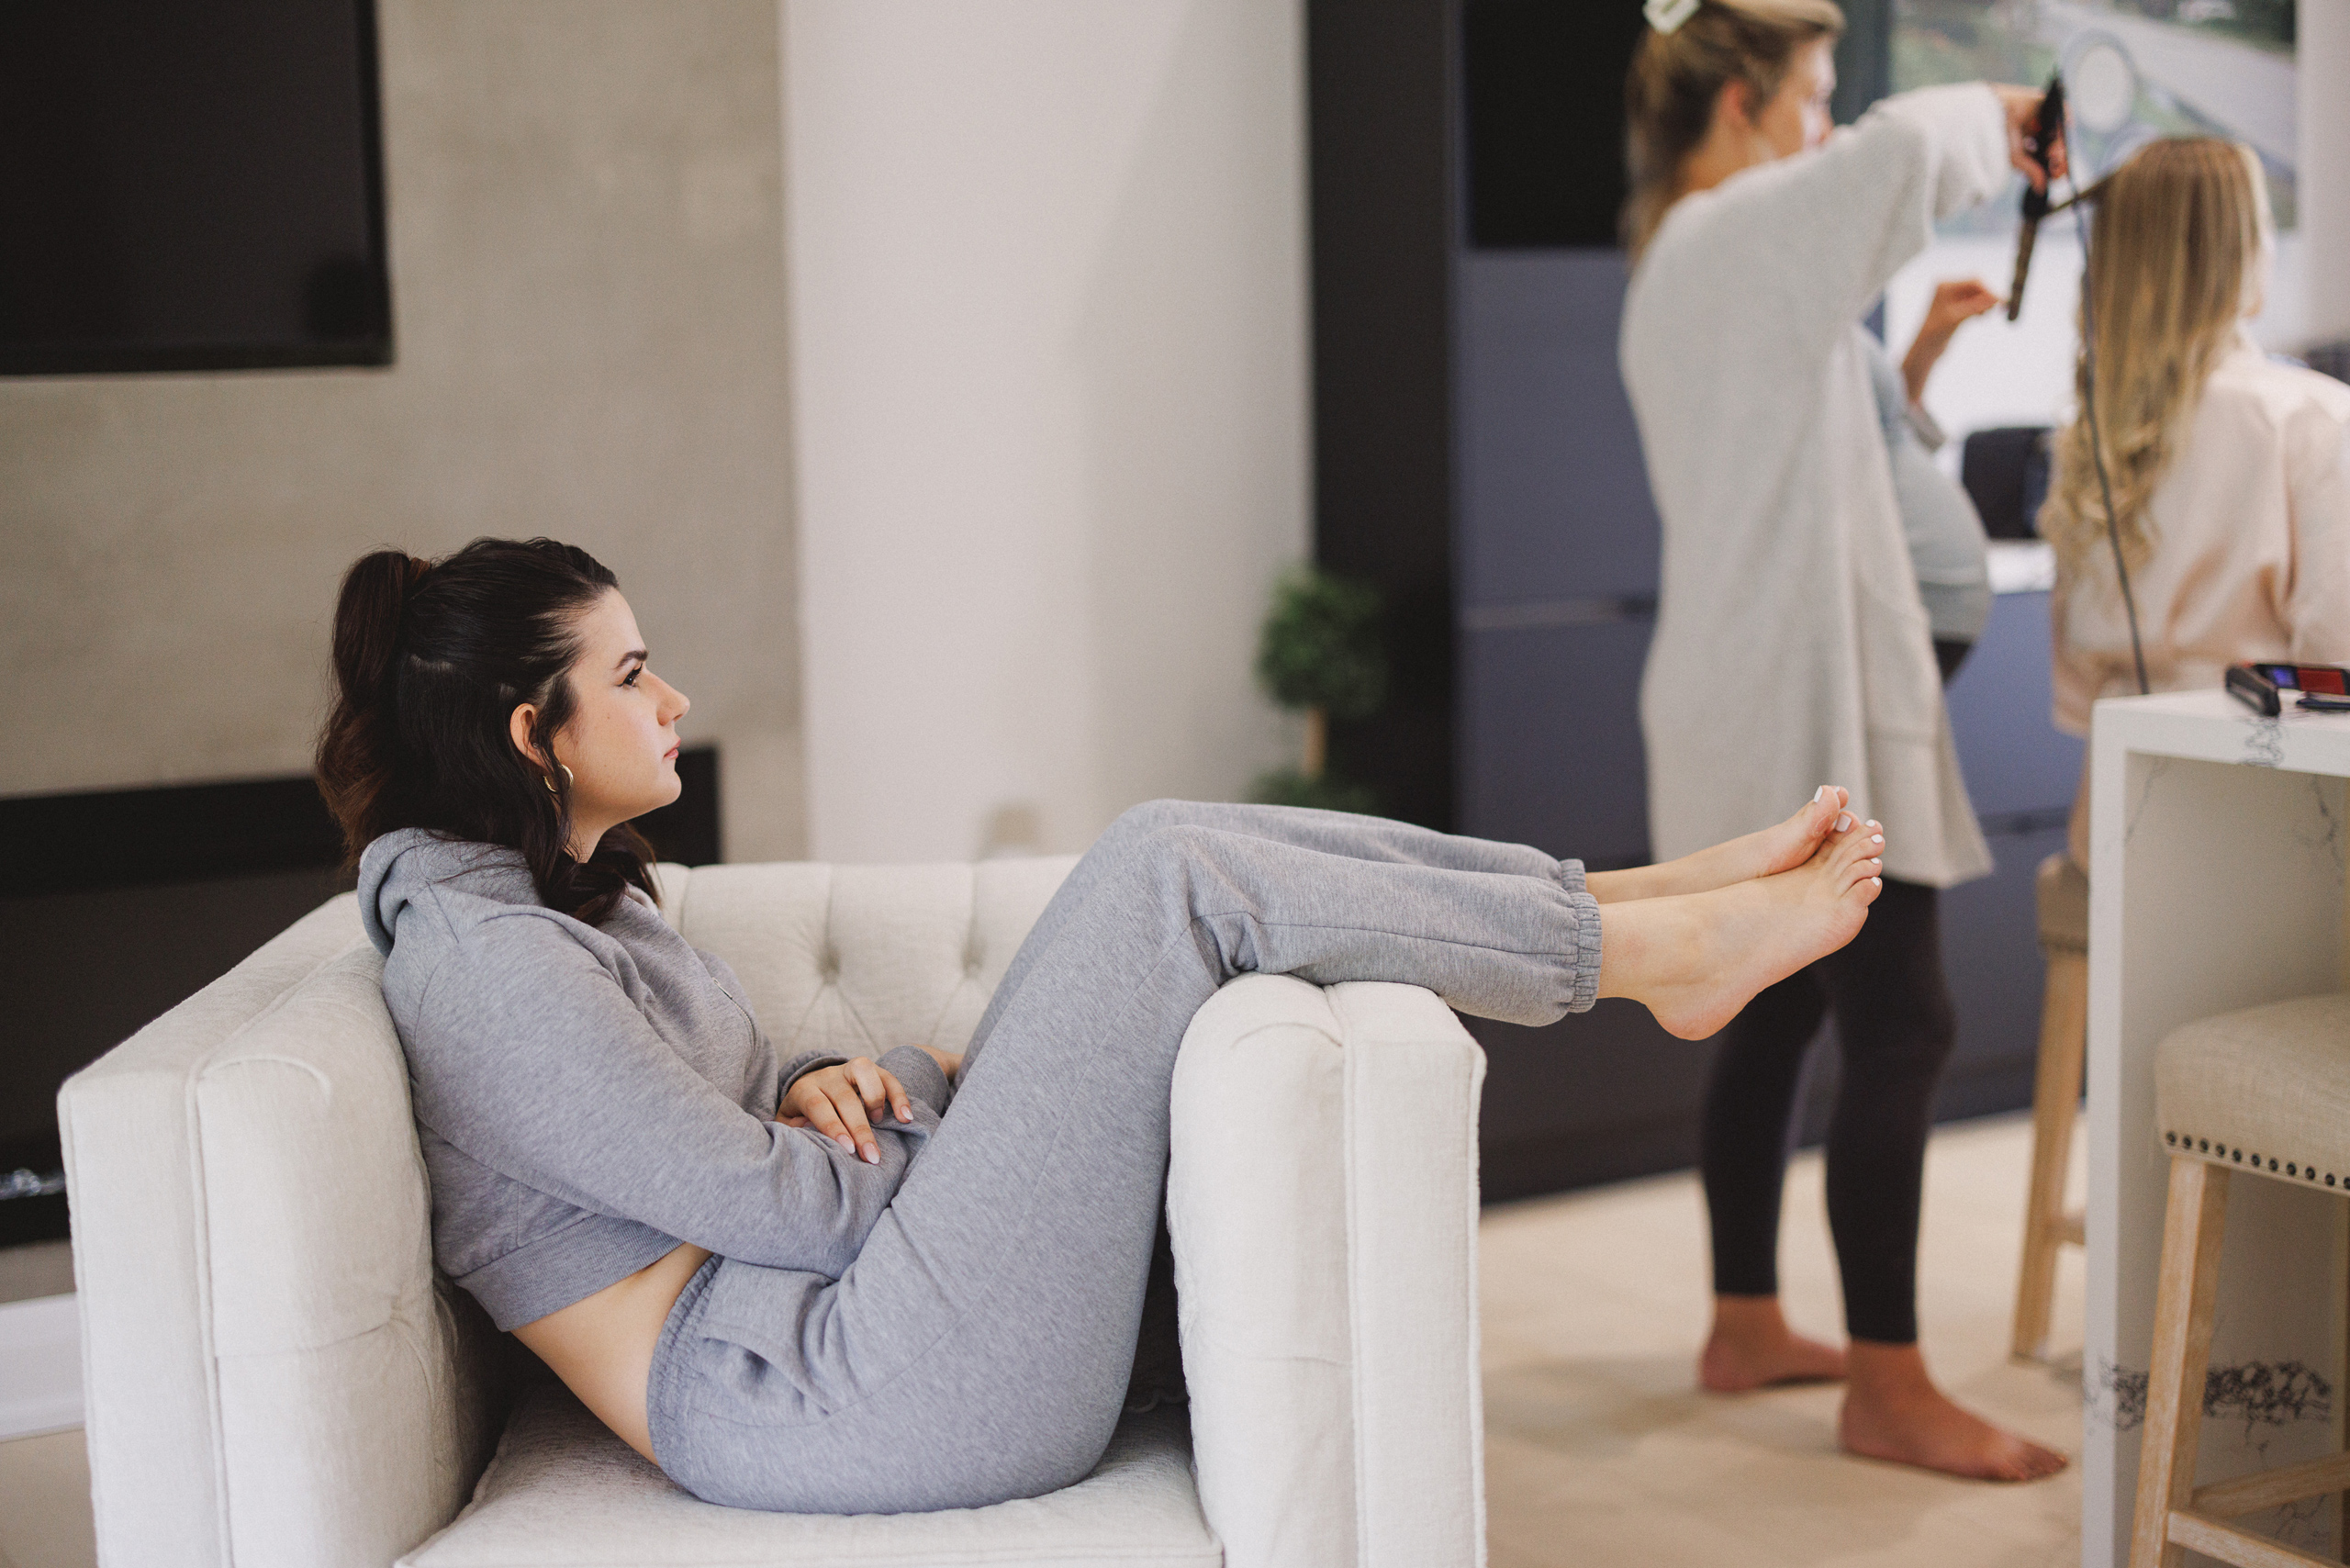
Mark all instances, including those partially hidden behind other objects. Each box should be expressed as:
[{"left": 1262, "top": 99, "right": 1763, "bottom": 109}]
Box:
[
  {"left": 2040, "top": 139, "right": 2270, "bottom": 576},
  {"left": 1621, "top": 0, "right": 1844, "bottom": 258}
]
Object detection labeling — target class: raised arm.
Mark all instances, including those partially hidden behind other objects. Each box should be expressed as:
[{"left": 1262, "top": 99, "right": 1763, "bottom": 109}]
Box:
[
  {"left": 1666, "top": 84, "right": 2015, "bottom": 362},
  {"left": 408, "top": 913, "right": 923, "bottom": 1278}
]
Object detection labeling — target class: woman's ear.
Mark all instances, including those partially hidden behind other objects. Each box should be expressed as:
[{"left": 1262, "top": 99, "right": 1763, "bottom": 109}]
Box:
[
  {"left": 509, "top": 702, "right": 549, "bottom": 775},
  {"left": 1715, "top": 77, "right": 1754, "bottom": 137}
]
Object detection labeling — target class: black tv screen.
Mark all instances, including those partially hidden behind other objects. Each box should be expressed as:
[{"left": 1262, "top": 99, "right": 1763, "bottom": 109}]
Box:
[{"left": 0, "top": 0, "right": 392, "bottom": 375}]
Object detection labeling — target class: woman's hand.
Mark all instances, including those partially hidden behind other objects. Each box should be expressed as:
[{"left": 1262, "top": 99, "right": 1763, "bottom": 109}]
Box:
[
  {"left": 779, "top": 1057, "right": 912, "bottom": 1166},
  {"left": 1902, "top": 278, "right": 2002, "bottom": 403},
  {"left": 1993, "top": 84, "right": 2067, "bottom": 194}
]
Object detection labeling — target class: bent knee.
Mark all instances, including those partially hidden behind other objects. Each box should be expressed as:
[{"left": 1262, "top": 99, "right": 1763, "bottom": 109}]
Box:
[
  {"left": 1106, "top": 800, "right": 1194, "bottom": 846},
  {"left": 1130, "top": 822, "right": 1234, "bottom": 883}
]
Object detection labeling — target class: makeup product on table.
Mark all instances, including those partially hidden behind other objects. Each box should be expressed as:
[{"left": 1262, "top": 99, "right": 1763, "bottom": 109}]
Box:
[{"left": 2228, "top": 663, "right": 2350, "bottom": 715}]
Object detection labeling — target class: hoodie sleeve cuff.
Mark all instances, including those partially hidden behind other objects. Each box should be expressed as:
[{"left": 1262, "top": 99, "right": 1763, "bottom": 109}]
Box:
[{"left": 878, "top": 1046, "right": 955, "bottom": 1115}]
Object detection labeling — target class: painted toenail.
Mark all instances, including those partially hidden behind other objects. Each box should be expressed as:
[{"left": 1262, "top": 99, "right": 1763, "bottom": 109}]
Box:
[
  {"left": 1834, "top": 813, "right": 1853, "bottom": 832},
  {"left": 1814, "top": 785, "right": 1830, "bottom": 802}
]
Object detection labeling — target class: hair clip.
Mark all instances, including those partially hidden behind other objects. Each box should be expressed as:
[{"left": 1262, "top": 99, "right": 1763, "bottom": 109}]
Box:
[{"left": 1644, "top": 0, "right": 1700, "bottom": 33}]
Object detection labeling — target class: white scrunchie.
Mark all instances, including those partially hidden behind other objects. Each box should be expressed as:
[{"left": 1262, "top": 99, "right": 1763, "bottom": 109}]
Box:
[{"left": 1644, "top": 0, "right": 1700, "bottom": 34}]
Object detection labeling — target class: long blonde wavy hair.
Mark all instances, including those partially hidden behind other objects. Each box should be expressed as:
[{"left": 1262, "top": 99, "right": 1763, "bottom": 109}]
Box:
[
  {"left": 1621, "top": 0, "right": 1844, "bottom": 258},
  {"left": 2039, "top": 139, "right": 2271, "bottom": 575}
]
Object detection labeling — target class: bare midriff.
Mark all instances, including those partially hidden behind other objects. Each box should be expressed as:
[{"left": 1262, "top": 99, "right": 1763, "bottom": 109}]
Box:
[{"left": 510, "top": 1241, "right": 712, "bottom": 1462}]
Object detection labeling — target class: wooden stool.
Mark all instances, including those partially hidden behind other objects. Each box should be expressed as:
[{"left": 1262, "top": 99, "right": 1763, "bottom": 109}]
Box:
[
  {"left": 2012, "top": 851, "right": 2088, "bottom": 1361},
  {"left": 2132, "top": 992, "right": 2350, "bottom": 1568}
]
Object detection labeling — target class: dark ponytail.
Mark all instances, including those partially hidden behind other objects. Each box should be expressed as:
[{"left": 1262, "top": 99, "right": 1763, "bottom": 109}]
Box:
[{"left": 315, "top": 537, "right": 656, "bottom": 925}]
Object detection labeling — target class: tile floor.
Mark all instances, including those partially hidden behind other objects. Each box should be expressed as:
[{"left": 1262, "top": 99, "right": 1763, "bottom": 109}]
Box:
[{"left": 0, "top": 1114, "right": 2081, "bottom": 1568}]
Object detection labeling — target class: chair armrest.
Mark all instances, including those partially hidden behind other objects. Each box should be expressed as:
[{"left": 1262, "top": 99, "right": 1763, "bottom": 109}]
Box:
[
  {"left": 1169, "top": 976, "right": 1486, "bottom": 1568},
  {"left": 61, "top": 894, "right": 508, "bottom": 1568}
]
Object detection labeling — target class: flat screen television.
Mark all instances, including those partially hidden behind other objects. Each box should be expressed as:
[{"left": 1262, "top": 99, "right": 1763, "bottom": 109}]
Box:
[{"left": 0, "top": 0, "right": 392, "bottom": 375}]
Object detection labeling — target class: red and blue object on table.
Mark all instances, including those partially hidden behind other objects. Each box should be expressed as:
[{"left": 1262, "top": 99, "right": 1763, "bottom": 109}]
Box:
[{"left": 2228, "top": 663, "right": 2350, "bottom": 715}]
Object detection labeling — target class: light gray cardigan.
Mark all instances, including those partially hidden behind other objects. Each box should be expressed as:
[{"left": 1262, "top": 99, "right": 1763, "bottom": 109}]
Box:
[{"left": 1621, "top": 84, "right": 2006, "bottom": 888}]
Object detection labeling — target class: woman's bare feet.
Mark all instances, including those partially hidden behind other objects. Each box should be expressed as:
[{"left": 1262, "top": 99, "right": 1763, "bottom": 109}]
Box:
[
  {"left": 1838, "top": 1341, "right": 2069, "bottom": 1482},
  {"left": 1747, "top": 786, "right": 1852, "bottom": 879},
  {"left": 1588, "top": 787, "right": 1851, "bottom": 902},
  {"left": 1700, "top": 1295, "right": 1847, "bottom": 1391},
  {"left": 1595, "top": 816, "right": 1885, "bottom": 1039}
]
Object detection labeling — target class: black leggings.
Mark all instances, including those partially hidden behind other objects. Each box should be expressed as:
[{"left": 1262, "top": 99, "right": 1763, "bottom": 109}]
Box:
[{"left": 1699, "top": 878, "right": 1954, "bottom": 1345}]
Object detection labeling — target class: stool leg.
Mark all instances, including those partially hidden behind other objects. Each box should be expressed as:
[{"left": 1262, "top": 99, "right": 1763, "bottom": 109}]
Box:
[
  {"left": 2131, "top": 1156, "right": 2230, "bottom": 1568},
  {"left": 2013, "top": 946, "right": 2088, "bottom": 1361}
]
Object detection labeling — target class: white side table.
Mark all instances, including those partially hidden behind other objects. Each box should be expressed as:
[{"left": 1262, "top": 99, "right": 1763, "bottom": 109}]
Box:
[{"left": 2087, "top": 690, "right": 2350, "bottom": 1564}]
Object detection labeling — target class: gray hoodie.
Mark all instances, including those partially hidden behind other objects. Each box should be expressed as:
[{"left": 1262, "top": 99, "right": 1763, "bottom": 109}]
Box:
[{"left": 359, "top": 829, "right": 953, "bottom": 1330}]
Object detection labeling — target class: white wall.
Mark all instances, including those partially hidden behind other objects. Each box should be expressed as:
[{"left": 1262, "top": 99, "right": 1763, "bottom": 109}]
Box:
[
  {"left": 783, "top": 0, "right": 1311, "bottom": 863},
  {"left": 0, "top": 1, "right": 808, "bottom": 861}
]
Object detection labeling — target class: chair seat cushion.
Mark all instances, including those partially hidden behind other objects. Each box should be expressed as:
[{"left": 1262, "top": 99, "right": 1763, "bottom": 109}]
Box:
[
  {"left": 398, "top": 1386, "right": 1222, "bottom": 1568},
  {"left": 2155, "top": 992, "right": 2350, "bottom": 1187}
]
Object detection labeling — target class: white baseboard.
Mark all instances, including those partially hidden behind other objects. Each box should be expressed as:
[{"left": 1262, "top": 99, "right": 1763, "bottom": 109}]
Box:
[{"left": 0, "top": 1294, "right": 82, "bottom": 1439}]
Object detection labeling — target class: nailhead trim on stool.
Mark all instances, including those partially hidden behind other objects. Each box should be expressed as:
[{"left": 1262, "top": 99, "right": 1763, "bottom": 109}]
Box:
[{"left": 2164, "top": 1129, "right": 2335, "bottom": 1187}]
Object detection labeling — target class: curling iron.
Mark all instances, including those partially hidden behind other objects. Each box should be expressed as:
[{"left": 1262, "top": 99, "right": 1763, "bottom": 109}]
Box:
[
  {"left": 2006, "top": 75, "right": 2065, "bottom": 322},
  {"left": 2004, "top": 72, "right": 2147, "bottom": 695}
]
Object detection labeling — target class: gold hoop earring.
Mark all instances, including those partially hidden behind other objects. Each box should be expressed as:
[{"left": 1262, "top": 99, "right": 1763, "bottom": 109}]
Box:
[{"left": 544, "top": 764, "right": 574, "bottom": 793}]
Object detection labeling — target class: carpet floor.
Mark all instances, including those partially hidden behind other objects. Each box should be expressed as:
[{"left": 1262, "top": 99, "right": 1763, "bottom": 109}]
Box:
[{"left": 1480, "top": 1111, "right": 2086, "bottom": 1568}]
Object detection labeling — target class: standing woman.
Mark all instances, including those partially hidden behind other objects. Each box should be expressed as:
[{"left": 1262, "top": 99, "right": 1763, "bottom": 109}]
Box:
[{"left": 1617, "top": 0, "right": 2069, "bottom": 1480}]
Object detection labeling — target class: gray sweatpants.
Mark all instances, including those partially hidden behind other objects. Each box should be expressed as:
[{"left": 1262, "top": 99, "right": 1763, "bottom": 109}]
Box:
[{"left": 645, "top": 801, "right": 1602, "bottom": 1512}]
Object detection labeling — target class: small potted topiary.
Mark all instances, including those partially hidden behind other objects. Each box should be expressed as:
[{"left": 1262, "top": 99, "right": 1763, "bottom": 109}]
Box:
[{"left": 1248, "top": 567, "right": 1385, "bottom": 814}]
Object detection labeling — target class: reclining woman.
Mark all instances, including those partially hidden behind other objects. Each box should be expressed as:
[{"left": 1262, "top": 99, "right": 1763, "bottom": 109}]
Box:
[
  {"left": 2043, "top": 137, "right": 2350, "bottom": 870},
  {"left": 319, "top": 537, "right": 1889, "bottom": 1514}
]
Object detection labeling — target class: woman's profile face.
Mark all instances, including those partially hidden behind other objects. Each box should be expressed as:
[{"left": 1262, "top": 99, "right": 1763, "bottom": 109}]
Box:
[
  {"left": 545, "top": 588, "right": 690, "bottom": 830},
  {"left": 1755, "top": 39, "right": 1837, "bottom": 162}
]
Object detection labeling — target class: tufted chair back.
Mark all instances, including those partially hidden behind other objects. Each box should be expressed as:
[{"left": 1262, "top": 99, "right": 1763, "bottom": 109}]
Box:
[
  {"left": 62, "top": 856, "right": 1076, "bottom": 1568},
  {"left": 654, "top": 857, "right": 1075, "bottom": 1064}
]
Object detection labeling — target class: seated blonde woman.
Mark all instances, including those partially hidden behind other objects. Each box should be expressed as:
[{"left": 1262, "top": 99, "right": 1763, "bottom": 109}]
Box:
[{"left": 2044, "top": 137, "right": 2350, "bottom": 869}]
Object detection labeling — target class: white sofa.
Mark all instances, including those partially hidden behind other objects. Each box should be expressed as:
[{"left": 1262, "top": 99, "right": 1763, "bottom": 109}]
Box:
[{"left": 61, "top": 855, "right": 1489, "bottom": 1568}]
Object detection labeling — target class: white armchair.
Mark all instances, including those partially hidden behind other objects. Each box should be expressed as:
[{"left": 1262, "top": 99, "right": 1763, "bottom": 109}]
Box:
[{"left": 60, "top": 855, "right": 1488, "bottom": 1568}]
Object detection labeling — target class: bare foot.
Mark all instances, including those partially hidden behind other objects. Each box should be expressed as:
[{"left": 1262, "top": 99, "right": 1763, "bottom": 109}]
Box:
[
  {"left": 1587, "top": 787, "right": 1851, "bottom": 902},
  {"left": 1700, "top": 1295, "right": 1847, "bottom": 1392},
  {"left": 1747, "top": 786, "right": 1852, "bottom": 879},
  {"left": 1838, "top": 1341, "right": 2069, "bottom": 1482},
  {"left": 1597, "top": 817, "right": 1885, "bottom": 1040}
]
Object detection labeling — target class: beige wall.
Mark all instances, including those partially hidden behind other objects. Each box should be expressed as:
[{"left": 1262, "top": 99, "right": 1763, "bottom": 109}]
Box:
[
  {"left": 0, "top": 0, "right": 808, "bottom": 861},
  {"left": 784, "top": 0, "right": 1312, "bottom": 864}
]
